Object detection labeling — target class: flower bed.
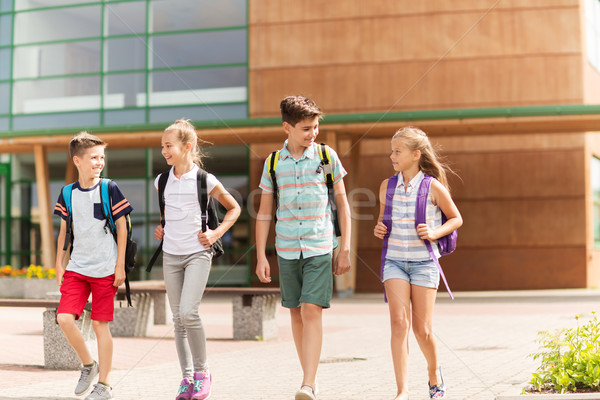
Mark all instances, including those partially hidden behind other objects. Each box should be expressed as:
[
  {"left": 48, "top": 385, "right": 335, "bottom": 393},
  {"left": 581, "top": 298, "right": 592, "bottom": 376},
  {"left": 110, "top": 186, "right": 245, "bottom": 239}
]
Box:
[{"left": 0, "top": 265, "right": 58, "bottom": 299}]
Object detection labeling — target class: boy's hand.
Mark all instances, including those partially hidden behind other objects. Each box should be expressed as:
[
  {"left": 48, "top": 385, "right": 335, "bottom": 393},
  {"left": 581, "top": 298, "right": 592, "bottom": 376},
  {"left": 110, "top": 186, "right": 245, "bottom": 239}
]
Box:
[
  {"left": 333, "top": 249, "right": 351, "bottom": 276},
  {"left": 416, "top": 223, "right": 437, "bottom": 241},
  {"left": 113, "top": 265, "right": 126, "bottom": 287},
  {"left": 198, "top": 229, "right": 219, "bottom": 247},
  {"left": 56, "top": 268, "right": 64, "bottom": 287},
  {"left": 374, "top": 221, "right": 387, "bottom": 239},
  {"left": 256, "top": 258, "right": 271, "bottom": 283},
  {"left": 154, "top": 225, "right": 164, "bottom": 240}
]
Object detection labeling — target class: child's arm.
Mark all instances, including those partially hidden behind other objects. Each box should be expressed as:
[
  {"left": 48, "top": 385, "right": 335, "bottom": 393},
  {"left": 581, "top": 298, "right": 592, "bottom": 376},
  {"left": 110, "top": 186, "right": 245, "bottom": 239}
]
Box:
[
  {"left": 332, "top": 179, "right": 351, "bottom": 276},
  {"left": 255, "top": 190, "right": 274, "bottom": 283},
  {"left": 197, "top": 183, "right": 241, "bottom": 247},
  {"left": 55, "top": 219, "right": 67, "bottom": 286},
  {"left": 416, "top": 180, "right": 463, "bottom": 241},
  {"left": 113, "top": 216, "right": 127, "bottom": 287},
  {"left": 373, "top": 179, "right": 389, "bottom": 239}
]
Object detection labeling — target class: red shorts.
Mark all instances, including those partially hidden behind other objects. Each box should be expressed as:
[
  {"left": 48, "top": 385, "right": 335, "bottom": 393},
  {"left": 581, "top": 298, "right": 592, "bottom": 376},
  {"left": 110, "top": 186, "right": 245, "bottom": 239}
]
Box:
[{"left": 58, "top": 271, "right": 118, "bottom": 321}]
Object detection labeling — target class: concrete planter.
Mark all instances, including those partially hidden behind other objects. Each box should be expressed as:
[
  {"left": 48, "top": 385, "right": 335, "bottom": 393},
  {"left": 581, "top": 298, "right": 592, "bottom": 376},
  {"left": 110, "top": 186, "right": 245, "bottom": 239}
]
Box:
[
  {"left": 498, "top": 394, "right": 600, "bottom": 399},
  {"left": 0, "top": 277, "right": 57, "bottom": 299}
]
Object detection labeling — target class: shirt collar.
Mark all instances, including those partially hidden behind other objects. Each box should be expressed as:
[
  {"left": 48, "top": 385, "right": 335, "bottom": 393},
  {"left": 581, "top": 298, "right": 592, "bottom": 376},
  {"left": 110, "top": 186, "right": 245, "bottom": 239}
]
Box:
[
  {"left": 279, "top": 139, "right": 316, "bottom": 161},
  {"left": 397, "top": 170, "right": 424, "bottom": 189},
  {"left": 169, "top": 164, "right": 199, "bottom": 181}
]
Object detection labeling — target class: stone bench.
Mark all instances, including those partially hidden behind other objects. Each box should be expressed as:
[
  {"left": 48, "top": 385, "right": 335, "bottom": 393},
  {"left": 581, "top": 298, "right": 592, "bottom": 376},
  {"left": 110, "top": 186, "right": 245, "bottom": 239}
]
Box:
[
  {"left": 118, "top": 281, "right": 281, "bottom": 340},
  {"left": 0, "top": 299, "right": 95, "bottom": 370}
]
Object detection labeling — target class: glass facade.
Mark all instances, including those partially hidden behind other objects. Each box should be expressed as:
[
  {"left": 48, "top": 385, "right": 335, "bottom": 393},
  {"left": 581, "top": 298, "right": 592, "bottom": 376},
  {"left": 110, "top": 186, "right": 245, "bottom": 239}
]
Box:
[
  {"left": 0, "top": 0, "right": 252, "bottom": 285},
  {"left": 0, "top": 0, "right": 248, "bottom": 132}
]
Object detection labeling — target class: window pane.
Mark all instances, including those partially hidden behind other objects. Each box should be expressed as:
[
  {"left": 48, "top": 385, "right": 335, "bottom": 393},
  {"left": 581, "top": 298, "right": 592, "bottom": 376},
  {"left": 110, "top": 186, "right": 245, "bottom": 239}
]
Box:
[
  {"left": 13, "top": 76, "right": 100, "bottom": 114},
  {"left": 14, "top": 41, "right": 100, "bottom": 79},
  {"left": 148, "top": 67, "right": 247, "bottom": 107},
  {"left": 104, "top": 73, "right": 146, "bottom": 108},
  {"left": 0, "top": 14, "right": 12, "bottom": 46},
  {"left": 12, "top": 111, "right": 100, "bottom": 130},
  {"left": 15, "top": 0, "right": 94, "bottom": 10},
  {"left": 0, "top": 117, "right": 8, "bottom": 131},
  {"left": 152, "top": 30, "right": 246, "bottom": 69},
  {"left": 0, "top": 0, "right": 12, "bottom": 12},
  {"left": 0, "top": 82, "right": 9, "bottom": 114},
  {"left": 151, "top": 0, "right": 246, "bottom": 32},
  {"left": 148, "top": 104, "right": 247, "bottom": 124},
  {"left": 14, "top": 6, "right": 101, "bottom": 44},
  {"left": 0, "top": 48, "right": 11, "bottom": 80},
  {"left": 103, "top": 109, "right": 145, "bottom": 126},
  {"left": 105, "top": 37, "right": 146, "bottom": 72},
  {"left": 106, "top": 1, "right": 146, "bottom": 36}
]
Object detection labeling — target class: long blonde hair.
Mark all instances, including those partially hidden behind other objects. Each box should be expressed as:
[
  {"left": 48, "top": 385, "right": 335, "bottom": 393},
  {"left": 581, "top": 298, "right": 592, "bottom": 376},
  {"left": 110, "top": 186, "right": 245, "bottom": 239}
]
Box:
[
  {"left": 392, "top": 126, "right": 453, "bottom": 190},
  {"left": 164, "top": 119, "right": 206, "bottom": 168}
]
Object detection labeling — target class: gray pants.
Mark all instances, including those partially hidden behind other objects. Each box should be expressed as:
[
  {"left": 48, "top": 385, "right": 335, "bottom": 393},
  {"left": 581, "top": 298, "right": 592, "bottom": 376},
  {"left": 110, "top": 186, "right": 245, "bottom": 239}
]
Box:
[{"left": 163, "top": 250, "right": 213, "bottom": 378}]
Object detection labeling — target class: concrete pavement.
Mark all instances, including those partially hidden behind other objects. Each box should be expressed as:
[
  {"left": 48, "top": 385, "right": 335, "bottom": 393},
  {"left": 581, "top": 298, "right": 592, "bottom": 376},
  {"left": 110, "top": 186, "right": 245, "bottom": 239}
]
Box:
[{"left": 1, "top": 289, "right": 600, "bottom": 400}]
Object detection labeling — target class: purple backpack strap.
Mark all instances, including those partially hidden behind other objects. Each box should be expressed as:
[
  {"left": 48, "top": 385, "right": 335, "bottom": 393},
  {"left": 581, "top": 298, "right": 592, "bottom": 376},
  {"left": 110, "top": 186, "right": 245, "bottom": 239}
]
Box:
[
  {"left": 380, "top": 174, "right": 398, "bottom": 301},
  {"left": 416, "top": 175, "right": 454, "bottom": 300}
]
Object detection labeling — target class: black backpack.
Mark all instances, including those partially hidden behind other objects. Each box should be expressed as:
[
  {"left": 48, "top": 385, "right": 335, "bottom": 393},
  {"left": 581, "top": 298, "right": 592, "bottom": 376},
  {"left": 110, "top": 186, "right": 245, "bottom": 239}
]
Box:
[{"left": 146, "top": 168, "right": 224, "bottom": 272}]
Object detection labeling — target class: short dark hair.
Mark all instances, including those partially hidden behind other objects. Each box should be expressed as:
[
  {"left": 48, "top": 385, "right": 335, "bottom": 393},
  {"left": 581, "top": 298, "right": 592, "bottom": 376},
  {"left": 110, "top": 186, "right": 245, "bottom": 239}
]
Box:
[
  {"left": 69, "top": 131, "right": 106, "bottom": 159},
  {"left": 280, "top": 96, "right": 323, "bottom": 126}
]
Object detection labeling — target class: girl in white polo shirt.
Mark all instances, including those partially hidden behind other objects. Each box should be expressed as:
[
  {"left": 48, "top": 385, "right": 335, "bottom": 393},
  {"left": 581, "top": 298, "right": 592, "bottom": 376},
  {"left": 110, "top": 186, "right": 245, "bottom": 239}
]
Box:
[{"left": 154, "top": 119, "right": 241, "bottom": 400}]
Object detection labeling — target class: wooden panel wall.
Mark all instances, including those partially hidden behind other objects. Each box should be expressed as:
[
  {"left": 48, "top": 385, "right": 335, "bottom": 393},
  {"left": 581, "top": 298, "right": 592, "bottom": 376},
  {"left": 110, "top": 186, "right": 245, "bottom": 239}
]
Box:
[
  {"left": 249, "top": 0, "right": 583, "bottom": 117},
  {"left": 353, "top": 132, "right": 588, "bottom": 292}
]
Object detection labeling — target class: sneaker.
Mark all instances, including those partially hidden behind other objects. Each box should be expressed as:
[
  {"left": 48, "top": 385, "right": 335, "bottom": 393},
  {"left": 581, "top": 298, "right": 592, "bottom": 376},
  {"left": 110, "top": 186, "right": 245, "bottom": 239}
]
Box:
[
  {"left": 176, "top": 378, "right": 194, "bottom": 400},
  {"left": 191, "top": 370, "right": 212, "bottom": 400},
  {"left": 74, "top": 360, "right": 99, "bottom": 395},
  {"left": 295, "top": 385, "right": 316, "bottom": 400},
  {"left": 84, "top": 383, "right": 113, "bottom": 400},
  {"left": 428, "top": 366, "right": 446, "bottom": 399}
]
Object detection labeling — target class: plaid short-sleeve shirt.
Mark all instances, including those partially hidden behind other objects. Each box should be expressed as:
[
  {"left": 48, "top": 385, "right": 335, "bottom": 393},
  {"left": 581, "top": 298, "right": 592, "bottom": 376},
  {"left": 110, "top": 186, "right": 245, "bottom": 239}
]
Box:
[{"left": 259, "top": 140, "right": 347, "bottom": 260}]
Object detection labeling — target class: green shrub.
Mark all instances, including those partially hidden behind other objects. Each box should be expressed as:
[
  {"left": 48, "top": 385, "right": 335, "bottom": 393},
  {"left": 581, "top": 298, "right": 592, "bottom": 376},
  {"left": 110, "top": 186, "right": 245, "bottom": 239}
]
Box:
[{"left": 530, "top": 313, "right": 600, "bottom": 393}]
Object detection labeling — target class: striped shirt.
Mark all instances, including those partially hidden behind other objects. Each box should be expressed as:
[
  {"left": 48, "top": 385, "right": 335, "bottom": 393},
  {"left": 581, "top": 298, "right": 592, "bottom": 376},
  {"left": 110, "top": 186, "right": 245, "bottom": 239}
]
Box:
[
  {"left": 386, "top": 171, "right": 442, "bottom": 261},
  {"left": 259, "top": 140, "right": 347, "bottom": 260}
]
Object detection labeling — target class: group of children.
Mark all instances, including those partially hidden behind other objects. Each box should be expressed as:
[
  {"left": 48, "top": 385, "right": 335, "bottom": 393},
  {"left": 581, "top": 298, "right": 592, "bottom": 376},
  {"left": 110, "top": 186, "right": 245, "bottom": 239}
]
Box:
[{"left": 53, "top": 95, "right": 462, "bottom": 400}]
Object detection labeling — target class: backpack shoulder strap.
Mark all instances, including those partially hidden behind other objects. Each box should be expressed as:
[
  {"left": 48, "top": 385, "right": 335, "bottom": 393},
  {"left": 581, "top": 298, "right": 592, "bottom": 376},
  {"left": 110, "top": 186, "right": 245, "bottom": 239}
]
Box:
[
  {"left": 157, "top": 172, "right": 169, "bottom": 227},
  {"left": 197, "top": 168, "right": 208, "bottom": 232},
  {"left": 415, "top": 174, "right": 432, "bottom": 227},
  {"left": 267, "top": 151, "right": 280, "bottom": 212},
  {"left": 99, "top": 178, "right": 116, "bottom": 234},
  {"left": 61, "top": 183, "right": 74, "bottom": 251},
  {"left": 318, "top": 143, "right": 341, "bottom": 236},
  {"left": 380, "top": 174, "right": 399, "bottom": 303}
]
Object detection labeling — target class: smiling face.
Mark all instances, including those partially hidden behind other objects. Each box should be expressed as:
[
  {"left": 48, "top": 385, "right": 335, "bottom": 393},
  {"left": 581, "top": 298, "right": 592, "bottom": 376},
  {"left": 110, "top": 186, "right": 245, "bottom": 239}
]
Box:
[
  {"left": 390, "top": 138, "right": 420, "bottom": 173},
  {"left": 73, "top": 145, "right": 105, "bottom": 180},
  {"left": 161, "top": 130, "right": 191, "bottom": 167},
  {"left": 284, "top": 116, "right": 320, "bottom": 152}
]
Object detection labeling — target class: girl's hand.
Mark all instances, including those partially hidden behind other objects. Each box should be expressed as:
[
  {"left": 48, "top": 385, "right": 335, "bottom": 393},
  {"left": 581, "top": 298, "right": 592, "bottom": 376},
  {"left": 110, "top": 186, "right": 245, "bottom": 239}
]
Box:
[
  {"left": 374, "top": 221, "right": 388, "bottom": 239},
  {"left": 154, "top": 225, "right": 164, "bottom": 241},
  {"left": 198, "top": 229, "right": 219, "bottom": 247},
  {"left": 416, "top": 223, "right": 437, "bottom": 241}
]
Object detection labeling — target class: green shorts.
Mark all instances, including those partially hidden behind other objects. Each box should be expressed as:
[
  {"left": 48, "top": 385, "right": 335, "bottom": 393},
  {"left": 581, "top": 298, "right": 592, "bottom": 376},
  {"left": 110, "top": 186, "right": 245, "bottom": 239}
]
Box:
[{"left": 277, "top": 252, "right": 333, "bottom": 309}]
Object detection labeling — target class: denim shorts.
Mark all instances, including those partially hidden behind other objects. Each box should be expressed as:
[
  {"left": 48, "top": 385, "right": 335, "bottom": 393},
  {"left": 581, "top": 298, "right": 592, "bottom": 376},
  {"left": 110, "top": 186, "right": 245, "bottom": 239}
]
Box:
[{"left": 382, "top": 259, "right": 440, "bottom": 289}]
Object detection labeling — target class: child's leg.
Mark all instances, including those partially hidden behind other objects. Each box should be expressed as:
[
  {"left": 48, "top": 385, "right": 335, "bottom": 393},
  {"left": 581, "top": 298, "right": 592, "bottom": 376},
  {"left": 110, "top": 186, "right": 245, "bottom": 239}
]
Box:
[
  {"left": 56, "top": 313, "right": 94, "bottom": 364},
  {"left": 177, "top": 252, "right": 211, "bottom": 372},
  {"left": 385, "top": 278, "right": 412, "bottom": 399},
  {"left": 93, "top": 320, "right": 113, "bottom": 384},
  {"left": 299, "top": 302, "right": 322, "bottom": 388},
  {"left": 290, "top": 306, "right": 303, "bottom": 362},
  {"left": 411, "top": 285, "right": 441, "bottom": 386}
]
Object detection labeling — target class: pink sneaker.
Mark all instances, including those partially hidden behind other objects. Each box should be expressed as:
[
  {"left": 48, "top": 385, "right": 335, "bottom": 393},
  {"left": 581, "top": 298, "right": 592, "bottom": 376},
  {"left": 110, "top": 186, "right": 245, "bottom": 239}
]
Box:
[
  {"left": 191, "top": 371, "right": 211, "bottom": 400},
  {"left": 176, "top": 378, "right": 194, "bottom": 400}
]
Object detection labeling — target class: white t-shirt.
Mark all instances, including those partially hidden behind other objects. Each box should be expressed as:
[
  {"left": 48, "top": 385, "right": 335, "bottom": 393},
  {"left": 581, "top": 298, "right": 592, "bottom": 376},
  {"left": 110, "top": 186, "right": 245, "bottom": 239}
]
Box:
[{"left": 154, "top": 165, "right": 219, "bottom": 255}]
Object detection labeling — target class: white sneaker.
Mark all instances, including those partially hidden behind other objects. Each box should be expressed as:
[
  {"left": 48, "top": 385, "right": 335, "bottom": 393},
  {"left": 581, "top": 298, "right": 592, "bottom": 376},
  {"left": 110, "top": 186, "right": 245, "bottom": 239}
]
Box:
[
  {"left": 85, "top": 383, "right": 113, "bottom": 400},
  {"left": 74, "top": 361, "right": 99, "bottom": 395},
  {"left": 295, "top": 385, "right": 316, "bottom": 400}
]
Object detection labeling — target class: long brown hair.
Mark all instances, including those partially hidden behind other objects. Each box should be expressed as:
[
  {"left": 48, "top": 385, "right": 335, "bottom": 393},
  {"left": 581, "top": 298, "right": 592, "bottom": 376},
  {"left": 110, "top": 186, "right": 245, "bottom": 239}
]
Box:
[{"left": 392, "top": 126, "right": 453, "bottom": 190}]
